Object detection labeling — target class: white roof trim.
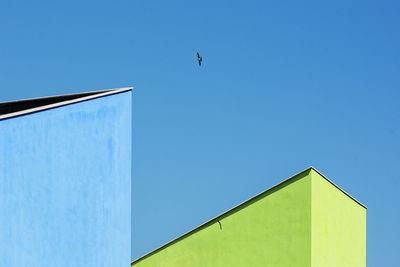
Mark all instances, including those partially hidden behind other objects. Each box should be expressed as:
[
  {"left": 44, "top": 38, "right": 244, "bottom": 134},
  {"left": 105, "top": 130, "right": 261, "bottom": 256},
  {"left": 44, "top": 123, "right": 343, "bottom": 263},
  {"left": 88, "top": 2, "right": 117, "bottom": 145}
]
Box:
[{"left": 0, "top": 87, "right": 132, "bottom": 120}]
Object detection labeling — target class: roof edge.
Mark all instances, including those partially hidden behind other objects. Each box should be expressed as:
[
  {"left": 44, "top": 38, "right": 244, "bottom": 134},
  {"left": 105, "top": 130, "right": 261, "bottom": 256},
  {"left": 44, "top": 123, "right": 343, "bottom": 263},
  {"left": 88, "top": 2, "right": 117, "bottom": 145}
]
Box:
[
  {"left": 132, "top": 166, "right": 366, "bottom": 265},
  {"left": 309, "top": 166, "right": 367, "bottom": 209},
  {"left": 0, "top": 87, "right": 133, "bottom": 121}
]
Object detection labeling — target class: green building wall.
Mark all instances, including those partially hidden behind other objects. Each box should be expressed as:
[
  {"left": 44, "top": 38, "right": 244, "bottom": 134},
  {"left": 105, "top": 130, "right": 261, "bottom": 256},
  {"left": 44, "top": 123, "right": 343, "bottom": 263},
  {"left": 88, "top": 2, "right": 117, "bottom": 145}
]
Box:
[
  {"left": 311, "top": 170, "right": 366, "bottom": 267},
  {"left": 132, "top": 167, "right": 366, "bottom": 267}
]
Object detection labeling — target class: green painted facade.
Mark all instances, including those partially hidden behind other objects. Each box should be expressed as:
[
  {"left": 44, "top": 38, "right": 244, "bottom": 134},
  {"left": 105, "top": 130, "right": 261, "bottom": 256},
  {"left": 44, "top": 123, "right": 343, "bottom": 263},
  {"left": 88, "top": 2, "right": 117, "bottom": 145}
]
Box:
[
  {"left": 311, "top": 170, "right": 366, "bottom": 267},
  {"left": 132, "top": 168, "right": 366, "bottom": 267}
]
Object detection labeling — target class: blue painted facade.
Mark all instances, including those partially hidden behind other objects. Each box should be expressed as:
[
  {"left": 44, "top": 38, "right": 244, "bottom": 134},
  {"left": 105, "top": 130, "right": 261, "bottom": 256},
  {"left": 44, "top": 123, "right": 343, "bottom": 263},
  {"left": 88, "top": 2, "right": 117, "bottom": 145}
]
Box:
[{"left": 0, "top": 91, "right": 131, "bottom": 266}]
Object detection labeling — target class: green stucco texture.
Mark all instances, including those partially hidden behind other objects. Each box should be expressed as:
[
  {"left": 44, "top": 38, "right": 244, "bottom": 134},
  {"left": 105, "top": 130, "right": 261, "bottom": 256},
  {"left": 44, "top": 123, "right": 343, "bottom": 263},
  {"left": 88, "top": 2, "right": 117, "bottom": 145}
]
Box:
[{"left": 132, "top": 167, "right": 366, "bottom": 267}]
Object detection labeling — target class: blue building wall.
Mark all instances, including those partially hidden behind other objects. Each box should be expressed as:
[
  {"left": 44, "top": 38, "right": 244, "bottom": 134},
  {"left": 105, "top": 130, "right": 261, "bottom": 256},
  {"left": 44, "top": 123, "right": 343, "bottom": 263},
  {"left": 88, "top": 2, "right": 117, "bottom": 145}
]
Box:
[{"left": 0, "top": 91, "right": 131, "bottom": 266}]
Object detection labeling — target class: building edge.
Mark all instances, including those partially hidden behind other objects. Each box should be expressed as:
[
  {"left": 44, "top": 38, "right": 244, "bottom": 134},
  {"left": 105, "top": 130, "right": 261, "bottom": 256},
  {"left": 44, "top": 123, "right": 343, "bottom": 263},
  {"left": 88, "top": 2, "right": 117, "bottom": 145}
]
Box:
[{"left": 0, "top": 87, "right": 133, "bottom": 121}]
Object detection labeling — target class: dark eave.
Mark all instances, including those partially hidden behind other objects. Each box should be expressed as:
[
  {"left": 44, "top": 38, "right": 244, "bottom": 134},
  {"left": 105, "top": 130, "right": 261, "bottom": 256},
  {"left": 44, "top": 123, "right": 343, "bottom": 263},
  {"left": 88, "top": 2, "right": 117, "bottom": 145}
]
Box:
[{"left": 0, "top": 87, "right": 133, "bottom": 121}]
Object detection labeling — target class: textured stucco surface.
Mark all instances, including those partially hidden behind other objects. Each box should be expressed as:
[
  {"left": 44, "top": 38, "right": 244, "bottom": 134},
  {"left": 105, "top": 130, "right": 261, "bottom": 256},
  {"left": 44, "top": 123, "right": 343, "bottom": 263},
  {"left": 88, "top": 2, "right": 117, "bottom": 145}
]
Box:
[
  {"left": 0, "top": 91, "right": 131, "bottom": 267},
  {"left": 133, "top": 170, "right": 312, "bottom": 267},
  {"left": 311, "top": 169, "right": 366, "bottom": 267}
]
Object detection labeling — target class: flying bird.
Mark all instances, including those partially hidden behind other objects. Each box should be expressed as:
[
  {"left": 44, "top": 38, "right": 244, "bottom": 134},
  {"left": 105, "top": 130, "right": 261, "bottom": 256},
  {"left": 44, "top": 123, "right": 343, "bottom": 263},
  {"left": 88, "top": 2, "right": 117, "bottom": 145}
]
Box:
[{"left": 197, "top": 52, "right": 203, "bottom": 66}]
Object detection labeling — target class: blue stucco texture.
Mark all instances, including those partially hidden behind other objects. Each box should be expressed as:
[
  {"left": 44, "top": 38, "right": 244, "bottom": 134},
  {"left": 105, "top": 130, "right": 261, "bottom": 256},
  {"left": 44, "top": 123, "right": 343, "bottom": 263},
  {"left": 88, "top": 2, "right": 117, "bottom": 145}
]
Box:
[{"left": 0, "top": 92, "right": 131, "bottom": 266}]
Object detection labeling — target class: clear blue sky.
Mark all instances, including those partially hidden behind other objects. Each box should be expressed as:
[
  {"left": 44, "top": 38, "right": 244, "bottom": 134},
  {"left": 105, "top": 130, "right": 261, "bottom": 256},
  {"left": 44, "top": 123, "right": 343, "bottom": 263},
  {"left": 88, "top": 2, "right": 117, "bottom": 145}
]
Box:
[{"left": 1, "top": 0, "right": 399, "bottom": 265}]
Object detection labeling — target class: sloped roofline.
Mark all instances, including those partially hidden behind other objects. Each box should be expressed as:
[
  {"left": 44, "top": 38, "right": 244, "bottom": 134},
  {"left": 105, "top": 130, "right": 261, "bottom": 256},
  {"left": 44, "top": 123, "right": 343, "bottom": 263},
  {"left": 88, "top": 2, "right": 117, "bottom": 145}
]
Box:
[
  {"left": 0, "top": 87, "right": 133, "bottom": 121},
  {"left": 132, "top": 166, "right": 366, "bottom": 265}
]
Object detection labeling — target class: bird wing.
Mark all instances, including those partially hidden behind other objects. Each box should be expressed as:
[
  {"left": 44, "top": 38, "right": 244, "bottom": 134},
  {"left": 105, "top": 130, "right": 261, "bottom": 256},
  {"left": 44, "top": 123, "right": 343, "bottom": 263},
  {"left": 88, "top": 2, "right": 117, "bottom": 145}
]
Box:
[{"left": 197, "top": 52, "right": 200, "bottom": 58}]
